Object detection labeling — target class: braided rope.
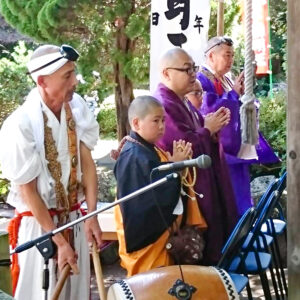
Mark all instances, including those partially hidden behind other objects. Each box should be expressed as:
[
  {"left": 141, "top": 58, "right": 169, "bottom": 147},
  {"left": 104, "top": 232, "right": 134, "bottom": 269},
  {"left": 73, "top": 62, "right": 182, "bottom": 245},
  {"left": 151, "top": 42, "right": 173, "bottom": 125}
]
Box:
[
  {"left": 244, "top": 0, "right": 254, "bottom": 96},
  {"left": 240, "top": 0, "right": 259, "bottom": 145},
  {"left": 175, "top": 144, "right": 196, "bottom": 187}
]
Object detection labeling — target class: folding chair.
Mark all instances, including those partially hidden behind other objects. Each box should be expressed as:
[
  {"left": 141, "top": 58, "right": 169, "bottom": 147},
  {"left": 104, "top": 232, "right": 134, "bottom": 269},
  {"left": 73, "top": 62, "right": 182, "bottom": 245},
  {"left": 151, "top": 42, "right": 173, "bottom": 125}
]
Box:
[
  {"left": 260, "top": 171, "right": 288, "bottom": 297},
  {"left": 229, "top": 190, "right": 284, "bottom": 300},
  {"left": 244, "top": 172, "right": 287, "bottom": 298},
  {"left": 217, "top": 207, "right": 257, "bottom": 298}
]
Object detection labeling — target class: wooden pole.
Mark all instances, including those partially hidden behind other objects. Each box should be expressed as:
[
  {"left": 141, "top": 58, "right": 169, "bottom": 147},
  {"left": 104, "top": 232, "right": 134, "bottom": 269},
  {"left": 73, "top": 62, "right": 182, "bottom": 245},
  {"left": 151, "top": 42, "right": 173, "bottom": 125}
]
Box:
[
  {"left": 92, "top": 241, "right": 107, "bottom": 300},
  {"left": 217, "top": 0, "right": 225, "bottom": 36},
  {"left": 287, "top": 0, "right": 300, "bottom": 298},
  {"left": 51, "top": 265, "right": 71, "bottom": 300}
]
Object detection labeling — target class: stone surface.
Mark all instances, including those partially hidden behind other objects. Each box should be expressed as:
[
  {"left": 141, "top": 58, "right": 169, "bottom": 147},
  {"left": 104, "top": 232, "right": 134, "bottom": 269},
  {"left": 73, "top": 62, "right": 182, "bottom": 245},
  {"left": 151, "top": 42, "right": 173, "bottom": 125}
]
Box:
[
  {"left": 96, "top": 166, "right": 116, "bottom": 203},
  {"left": 250, "top": 175, "right": 276, "bottom": 206}
]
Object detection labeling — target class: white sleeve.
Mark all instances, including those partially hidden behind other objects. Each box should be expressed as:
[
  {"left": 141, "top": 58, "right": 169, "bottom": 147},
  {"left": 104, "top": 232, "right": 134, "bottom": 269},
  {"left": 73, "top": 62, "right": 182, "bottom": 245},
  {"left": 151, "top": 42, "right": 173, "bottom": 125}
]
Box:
[
  {"left": 0, "top": 108, "right": 42, "bottom": 184},
  {"left": 70, "top": 93, "right": 99, "bottom": 150}
]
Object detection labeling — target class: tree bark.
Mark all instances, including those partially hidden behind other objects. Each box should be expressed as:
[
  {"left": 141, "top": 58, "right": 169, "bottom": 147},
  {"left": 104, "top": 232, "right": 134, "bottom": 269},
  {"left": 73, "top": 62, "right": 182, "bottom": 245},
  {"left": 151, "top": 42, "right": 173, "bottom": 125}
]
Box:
[
  {"left": 114, "top": 2, "right": 135, "bottom": 141},
  {"left": 287, "top": 0, "right": 300, "bottom": 297},
  {"left": 114, "top": 51, "right": 134, "bottom": 141}
]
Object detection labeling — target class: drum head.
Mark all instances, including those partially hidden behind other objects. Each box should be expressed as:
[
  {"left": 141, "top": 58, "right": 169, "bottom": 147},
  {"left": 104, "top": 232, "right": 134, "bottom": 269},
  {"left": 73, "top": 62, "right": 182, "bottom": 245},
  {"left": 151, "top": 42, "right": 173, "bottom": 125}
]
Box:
[{"left": 107, "top": 265, "right": 238, "bottom": 300}]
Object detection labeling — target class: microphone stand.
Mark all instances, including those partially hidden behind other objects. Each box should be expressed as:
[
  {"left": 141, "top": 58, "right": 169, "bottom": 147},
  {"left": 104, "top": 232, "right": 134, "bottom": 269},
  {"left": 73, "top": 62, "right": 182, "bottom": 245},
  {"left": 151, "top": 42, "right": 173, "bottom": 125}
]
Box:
[{"left": 10, "top": 172, "right": 179, "bottom": 300}]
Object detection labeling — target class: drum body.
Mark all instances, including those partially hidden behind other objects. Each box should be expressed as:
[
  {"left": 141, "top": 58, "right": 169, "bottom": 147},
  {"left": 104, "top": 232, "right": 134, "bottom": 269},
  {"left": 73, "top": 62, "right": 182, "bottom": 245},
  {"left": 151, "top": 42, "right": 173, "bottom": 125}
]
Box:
[
  {"left": 107, "top": 265, "right": 239, "bottom": 300},
  {"left": 0, "top": 231, "right": 12, "bottom": 296}
]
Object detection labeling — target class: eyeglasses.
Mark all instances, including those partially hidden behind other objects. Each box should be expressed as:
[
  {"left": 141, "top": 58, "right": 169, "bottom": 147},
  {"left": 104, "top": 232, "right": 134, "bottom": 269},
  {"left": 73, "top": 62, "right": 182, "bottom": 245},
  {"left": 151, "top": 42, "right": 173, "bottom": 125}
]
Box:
[
  {"left": 205, "top": 37, "right": 233, "bottom": 54},
  {"left": 187, "top": 90, "right": 203, "bottom": 97},
  {"left": 28, "top": 44, "right": 79, "bottom": 75},
  {"left": 166, "top": 65, "right": 199, "bottom": 75}
]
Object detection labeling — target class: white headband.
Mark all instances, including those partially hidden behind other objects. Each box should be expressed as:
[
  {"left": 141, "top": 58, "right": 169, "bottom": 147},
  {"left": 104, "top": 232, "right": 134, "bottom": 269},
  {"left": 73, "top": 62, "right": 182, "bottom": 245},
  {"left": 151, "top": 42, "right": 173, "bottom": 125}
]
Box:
[{"left": 27, "top": 51, "right": 68, "bottom": 82}]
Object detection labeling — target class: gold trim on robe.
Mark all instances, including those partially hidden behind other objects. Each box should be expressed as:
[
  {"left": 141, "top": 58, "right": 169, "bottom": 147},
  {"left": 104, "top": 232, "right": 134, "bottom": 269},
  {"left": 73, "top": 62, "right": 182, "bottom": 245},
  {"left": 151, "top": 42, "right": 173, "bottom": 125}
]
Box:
[{"left": 114, "top": 147, "right": 207, "bottom": 277}]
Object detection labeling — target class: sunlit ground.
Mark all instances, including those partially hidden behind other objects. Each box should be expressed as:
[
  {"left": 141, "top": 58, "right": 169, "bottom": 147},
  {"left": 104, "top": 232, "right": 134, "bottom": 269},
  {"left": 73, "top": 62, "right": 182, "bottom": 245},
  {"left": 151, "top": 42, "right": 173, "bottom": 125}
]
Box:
[{"left": 240, "top": 269, "right": 288, "bottom": 299}]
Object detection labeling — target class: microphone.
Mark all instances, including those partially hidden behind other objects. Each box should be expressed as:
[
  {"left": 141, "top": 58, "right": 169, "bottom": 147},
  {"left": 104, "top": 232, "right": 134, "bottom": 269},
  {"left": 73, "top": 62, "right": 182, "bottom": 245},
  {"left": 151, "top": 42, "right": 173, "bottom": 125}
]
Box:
[{"left": 154, "top": 154, "right": 211, "bottom": 172}]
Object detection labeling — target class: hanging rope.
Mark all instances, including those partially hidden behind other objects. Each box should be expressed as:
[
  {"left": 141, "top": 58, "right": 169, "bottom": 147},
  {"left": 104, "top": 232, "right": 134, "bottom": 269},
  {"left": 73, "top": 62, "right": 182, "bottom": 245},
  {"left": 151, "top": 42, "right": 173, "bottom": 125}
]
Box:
[{"left": 240, "top": 0, "right": 259, "bottom": 145}]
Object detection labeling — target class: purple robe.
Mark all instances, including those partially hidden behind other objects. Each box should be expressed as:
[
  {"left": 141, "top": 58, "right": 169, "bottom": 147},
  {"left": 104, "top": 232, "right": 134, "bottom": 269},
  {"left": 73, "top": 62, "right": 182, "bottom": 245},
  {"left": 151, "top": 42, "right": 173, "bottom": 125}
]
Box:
[
  {"left": 197, "top": 68, "right": 280, "bottom": 216},
  {"left": 154, "top": 83, "right": 239, "bottom": 265}
]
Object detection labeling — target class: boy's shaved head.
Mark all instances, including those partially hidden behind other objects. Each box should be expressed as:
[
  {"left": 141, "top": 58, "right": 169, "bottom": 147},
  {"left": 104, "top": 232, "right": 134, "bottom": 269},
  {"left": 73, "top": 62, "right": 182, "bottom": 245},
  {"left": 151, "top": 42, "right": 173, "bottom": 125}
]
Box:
[{"left": 128, "top": 95, "right": 163, "bottom": 127}]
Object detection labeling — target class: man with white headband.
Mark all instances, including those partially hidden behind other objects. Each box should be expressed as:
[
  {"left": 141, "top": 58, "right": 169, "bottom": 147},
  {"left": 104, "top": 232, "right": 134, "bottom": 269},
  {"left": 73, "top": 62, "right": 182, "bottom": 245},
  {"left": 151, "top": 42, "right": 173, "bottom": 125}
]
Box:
[{"left": 0, "top": 44, "right": 102, "bottom": 300}]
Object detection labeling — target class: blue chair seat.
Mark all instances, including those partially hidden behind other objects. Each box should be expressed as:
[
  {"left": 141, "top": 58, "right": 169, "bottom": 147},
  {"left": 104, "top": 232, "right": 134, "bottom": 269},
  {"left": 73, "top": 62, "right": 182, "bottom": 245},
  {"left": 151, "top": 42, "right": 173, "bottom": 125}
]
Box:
[
  {"left": 229, "top": 251, "right": 271, "bottom": 273},
  {"left": 261, "top": 219, "right": 286, "bottom": 235},
  {"left": 242, "top": 232, "right": 273, "bottom": 249},
  {"left": 229, "top": 272, "right": 249, "bottom": 294}
]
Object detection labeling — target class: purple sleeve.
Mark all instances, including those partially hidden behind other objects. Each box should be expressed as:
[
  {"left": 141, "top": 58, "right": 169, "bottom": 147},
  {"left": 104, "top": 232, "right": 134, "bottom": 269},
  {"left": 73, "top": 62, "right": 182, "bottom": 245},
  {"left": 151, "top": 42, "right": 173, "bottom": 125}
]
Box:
[
  {"left": 197, "top": 72, "right": 242, "bottom": 156},
  {"left": 158, "top": 101, "right": 213, "bottom": 158}
]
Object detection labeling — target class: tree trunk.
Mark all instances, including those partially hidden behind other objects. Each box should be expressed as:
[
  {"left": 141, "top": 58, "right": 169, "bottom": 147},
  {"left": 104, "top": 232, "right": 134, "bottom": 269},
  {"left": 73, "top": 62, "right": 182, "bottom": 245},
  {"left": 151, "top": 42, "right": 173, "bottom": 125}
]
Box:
[
  {"left": 114, "top": 54, "right": 134, "bottom": 141},
  {"left": 287, "top": 0, "right": 300, "bottom": 297},
  {"left": 114, "top": 3, "right": 135, "bottom": 141}
]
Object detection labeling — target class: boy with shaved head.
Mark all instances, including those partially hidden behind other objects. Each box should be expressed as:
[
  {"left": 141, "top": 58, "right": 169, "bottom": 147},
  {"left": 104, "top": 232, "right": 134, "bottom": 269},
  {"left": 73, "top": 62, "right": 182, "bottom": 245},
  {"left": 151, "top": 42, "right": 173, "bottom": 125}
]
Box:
[
  {"left": 113, "top": 95, "right": 206, "bottom": 276},
  {"left": 0, "top": 44, "right": 102, "bottom": 299},
  {"left": 154, "top": 48, "right": 239, "bottom": 265}
]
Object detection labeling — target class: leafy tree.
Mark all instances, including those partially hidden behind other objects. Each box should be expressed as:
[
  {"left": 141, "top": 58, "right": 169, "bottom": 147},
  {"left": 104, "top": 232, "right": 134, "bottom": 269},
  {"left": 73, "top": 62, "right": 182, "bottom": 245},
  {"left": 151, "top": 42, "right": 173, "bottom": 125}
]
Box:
[
  {"left": 0, "top": 0, "right": 150, "bottom": 140},
  {"left": 0, "top": 41, "right": 34, "bottom": 127},
  {"left": 208, "top": 0, "right": 241, "bottom": 38},
  {"left": 269, "top": 0, "right": 287, "bottom": 74},
  {"left": 0, "top": 166, "right": 9, "bottom": 202}
]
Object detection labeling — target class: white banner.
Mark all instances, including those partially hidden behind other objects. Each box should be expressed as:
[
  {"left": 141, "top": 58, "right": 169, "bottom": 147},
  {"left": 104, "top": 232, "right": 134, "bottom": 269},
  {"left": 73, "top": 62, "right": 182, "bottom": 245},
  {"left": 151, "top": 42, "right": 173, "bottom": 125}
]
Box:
[{"left": 150, "top": 0, "right": 211, "bottom": 92}]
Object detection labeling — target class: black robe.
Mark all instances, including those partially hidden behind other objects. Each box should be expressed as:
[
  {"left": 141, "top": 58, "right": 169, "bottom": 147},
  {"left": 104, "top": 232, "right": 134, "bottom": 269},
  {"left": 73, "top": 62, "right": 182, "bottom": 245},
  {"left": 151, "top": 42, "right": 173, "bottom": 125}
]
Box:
[{"left": 114, "top": 131, "right": 181, "bottom": 253}]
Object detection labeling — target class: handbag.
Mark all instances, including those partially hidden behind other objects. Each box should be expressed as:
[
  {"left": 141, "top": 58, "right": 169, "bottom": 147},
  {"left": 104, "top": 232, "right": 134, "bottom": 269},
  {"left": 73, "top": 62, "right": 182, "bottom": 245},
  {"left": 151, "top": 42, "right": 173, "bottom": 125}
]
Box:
[{"left": 166, "top": 224, "right": 205, "bottom": 265}]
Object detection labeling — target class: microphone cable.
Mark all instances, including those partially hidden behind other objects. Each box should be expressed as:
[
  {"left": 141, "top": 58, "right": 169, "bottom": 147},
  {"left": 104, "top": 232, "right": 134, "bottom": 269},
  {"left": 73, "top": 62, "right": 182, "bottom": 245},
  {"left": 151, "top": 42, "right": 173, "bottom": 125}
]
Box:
[{"left": 149, "top": 168, "right": 187, "bottom": 286}]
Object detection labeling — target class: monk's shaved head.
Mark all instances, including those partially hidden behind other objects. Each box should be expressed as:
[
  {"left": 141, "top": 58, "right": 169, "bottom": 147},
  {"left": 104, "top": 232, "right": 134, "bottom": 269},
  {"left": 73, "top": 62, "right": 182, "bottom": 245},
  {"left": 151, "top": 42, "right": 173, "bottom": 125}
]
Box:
[
  {"left": 158, "top": 48, "right": 197, "bottom": 99},
  {"left": 128, "top": 95, "right": 163, "bottom": 126},
  {"left": 159, "top": 48, "right": 192, "bottom": 72}
]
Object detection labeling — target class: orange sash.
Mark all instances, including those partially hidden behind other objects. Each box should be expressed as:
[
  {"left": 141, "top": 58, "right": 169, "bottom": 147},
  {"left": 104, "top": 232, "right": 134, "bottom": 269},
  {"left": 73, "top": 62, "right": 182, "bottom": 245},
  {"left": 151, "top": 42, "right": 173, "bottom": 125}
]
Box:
[
  {"left": 114, "top": 146, "right": 207, "bottom": 277},
  {"left": 8, "top": 203, "right": 82, "bottom": 295}
]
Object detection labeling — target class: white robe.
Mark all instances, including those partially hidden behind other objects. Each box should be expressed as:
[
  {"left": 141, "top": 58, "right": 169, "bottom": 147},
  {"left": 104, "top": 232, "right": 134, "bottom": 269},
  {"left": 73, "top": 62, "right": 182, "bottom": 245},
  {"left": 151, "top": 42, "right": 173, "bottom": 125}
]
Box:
[{"left": 0, "top": 88, "right": 99, "bottom": 300}]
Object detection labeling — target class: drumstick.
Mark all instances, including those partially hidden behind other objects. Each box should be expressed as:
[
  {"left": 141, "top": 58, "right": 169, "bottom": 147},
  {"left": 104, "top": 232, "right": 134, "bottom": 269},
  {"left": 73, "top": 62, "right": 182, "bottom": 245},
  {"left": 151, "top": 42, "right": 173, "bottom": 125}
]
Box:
[
  {"left": 51, "top": 264, "right": 71, "bottom": 300},
  {"left": 92, "top": 240, "right": 107, "bottom": 300}
]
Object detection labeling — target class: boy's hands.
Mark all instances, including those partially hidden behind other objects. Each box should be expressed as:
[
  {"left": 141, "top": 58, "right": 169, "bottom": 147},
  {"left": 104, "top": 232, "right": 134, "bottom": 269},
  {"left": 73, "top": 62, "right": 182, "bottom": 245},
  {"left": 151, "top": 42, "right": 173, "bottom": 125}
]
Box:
[{"left": 166, "top": 139, "right": 193, "bottom": 162}]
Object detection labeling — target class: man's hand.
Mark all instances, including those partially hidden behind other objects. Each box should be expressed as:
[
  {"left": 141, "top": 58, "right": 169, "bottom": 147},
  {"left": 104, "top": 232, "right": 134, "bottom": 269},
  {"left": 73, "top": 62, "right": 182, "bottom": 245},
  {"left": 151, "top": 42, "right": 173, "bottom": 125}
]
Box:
[
  {"left": 84, "top": 216, "right": 103, "bottom": 251},
  {"left": 233, "top": 71, "right": 245, "bottom": 95},
  {"left": 204, "top": 107, "right": 231, "bottom": 134},
  {"left": 53, "top": 232, "right": 79, "bottom": 274}
]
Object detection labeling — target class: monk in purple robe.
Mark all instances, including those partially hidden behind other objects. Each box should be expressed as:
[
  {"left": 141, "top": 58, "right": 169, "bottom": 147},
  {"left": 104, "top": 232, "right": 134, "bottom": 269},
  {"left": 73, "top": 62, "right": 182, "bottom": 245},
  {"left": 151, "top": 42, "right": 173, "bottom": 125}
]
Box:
[
  {"left": 154, "top": 48, "right": 239, "bottom": 265},
  {"left": 197, "top": 36, "right": 279, "bottom": 216}
]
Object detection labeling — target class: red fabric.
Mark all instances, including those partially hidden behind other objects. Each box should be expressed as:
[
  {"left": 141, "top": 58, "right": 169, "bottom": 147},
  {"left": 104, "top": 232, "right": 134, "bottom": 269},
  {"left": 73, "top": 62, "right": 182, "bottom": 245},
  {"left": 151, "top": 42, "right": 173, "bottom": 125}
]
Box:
[
  {"left": 7, "top": 202, "right": 82, "bottom": 295},
  {"left": 214, "top": 78, "right": 224, "bottom": 96},
  {"left": 7, "top": 211, "right": 32, "bottom": 295}
]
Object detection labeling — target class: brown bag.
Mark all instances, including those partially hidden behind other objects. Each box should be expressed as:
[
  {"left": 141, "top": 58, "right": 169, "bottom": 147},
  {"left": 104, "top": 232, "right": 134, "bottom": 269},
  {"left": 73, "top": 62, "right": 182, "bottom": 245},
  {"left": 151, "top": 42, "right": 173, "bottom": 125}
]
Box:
[{"left": 166, "top": 225, "right": 205, "bottom": 265}]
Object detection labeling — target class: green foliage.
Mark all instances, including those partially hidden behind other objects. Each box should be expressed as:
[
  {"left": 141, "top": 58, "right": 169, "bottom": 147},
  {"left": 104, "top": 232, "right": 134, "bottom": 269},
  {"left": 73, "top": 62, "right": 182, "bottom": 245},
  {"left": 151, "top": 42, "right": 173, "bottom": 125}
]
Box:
[
  {"left": 259, "top": 91, "right": 286, "bottom": 161},
  {"left": 0, "top": 42, "right": 34, "bottom": 200},
  {"left": 0, "top": 0, "right": 151, "bottom": 102},
  {"left": 251, "top": 91, "right": 286, "bottom": 177},
  {"left": 269, "top": 0, "right": 287, "bottom": 74},
  {"left": 0, "top": 41, "right": 34, "bottom": 126},
  {"left": 252, "top": 0, "right": 287, "bottom": 97},
  {"left": 0, "top": 165, "right": 9, "bottom": 202},
  {"left": 97, "top": 104, "right": 117, "bottom": 139},
  {"left": 73, "top": 1, "right": 150, "bottom": 100},
  {"left": 208, "top": 0, "right": 241, "bottom": 38}
]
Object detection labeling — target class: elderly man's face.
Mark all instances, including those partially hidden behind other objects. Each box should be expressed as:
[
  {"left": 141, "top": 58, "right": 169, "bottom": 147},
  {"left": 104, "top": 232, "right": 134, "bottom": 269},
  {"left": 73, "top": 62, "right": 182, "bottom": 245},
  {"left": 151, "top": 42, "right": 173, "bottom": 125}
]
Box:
[
  {"left": 211, "top": 44, "right": 234, "bottom": 76},
  {"left": 165, "top": 52, "right": 197, "bottom": 98},
  {"left": 43, "top": 61, "right": 78, "bottom": 105}
]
